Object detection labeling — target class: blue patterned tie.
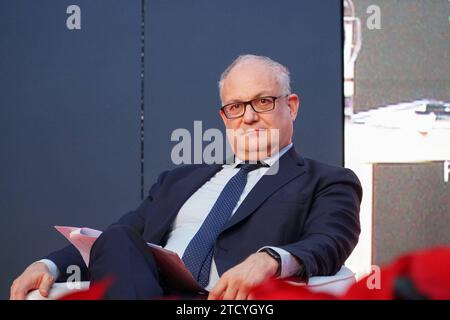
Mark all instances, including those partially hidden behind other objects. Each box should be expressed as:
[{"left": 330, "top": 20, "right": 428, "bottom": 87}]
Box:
[{"left": 182, "top": 162, "right": 266, "bottom": 287}]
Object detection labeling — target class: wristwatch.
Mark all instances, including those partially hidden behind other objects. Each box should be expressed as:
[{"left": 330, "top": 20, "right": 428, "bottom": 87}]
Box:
[{"left": 261, "top": 248, "right": 282, "bottom": 277}]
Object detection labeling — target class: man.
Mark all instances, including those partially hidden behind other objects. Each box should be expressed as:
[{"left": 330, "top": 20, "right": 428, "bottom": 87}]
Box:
[{"left": 10, "top": 55, "right": 362, "bottom": 300}]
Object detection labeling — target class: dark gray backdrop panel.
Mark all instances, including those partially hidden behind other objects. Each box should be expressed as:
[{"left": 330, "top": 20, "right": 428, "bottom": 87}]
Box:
[
  {"left": 373, "top": 163, "right": 450, "bottom": 266},
  {"left": 353, "top": 0, "right": 450, "bottom": 112},
  {"left": 144, "top": 0, "right": 343, "bottom": 192},
  {"left": 0, "top": 1, "right": 141, "bottom": 298}
]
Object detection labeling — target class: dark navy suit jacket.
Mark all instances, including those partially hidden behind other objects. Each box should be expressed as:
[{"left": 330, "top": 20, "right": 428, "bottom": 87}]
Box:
[{"left": 47, "top": 147, "right": 362, "bottom": 282}]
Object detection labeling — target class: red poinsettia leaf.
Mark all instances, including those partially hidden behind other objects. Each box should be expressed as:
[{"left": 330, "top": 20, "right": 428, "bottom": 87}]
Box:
[
  {"left": 251, "top": 279, "right": 337, "bottom": 300},
  {"left": 58, "top": 278, "right": 113, "bottom": 300}
]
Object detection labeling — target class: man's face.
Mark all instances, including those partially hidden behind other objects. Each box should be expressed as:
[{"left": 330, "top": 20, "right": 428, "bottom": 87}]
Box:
[{"left": 220, "top": 61, "right": 299, "bottom": 161}]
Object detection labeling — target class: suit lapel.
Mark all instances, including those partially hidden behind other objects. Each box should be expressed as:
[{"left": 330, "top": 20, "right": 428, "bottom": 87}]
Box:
[{"left": 222, "top": 147, "right": 306, "bottom": 232}]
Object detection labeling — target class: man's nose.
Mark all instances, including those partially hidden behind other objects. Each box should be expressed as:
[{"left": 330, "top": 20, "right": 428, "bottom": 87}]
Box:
[{"left": 242, "top": 103, "right": 259, "bottom": 123}]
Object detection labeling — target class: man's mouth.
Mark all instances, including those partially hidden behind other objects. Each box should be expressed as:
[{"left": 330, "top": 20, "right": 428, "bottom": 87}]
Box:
[{"left": 241, "top": 128, "right": 267, "bottom": 135}]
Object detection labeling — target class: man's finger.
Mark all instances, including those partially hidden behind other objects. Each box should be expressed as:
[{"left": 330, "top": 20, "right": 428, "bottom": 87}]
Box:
[
  {"left": 12, "top": 283, "right": 26, "bottom": 300},
  {"left": 15, "top": 290, "right": 26, "bottom": 300},
  {"left": 221, "top": 284, "right": 241, "bottom": 300},
  {"left": 38, "top": 274, "right": 54, "bottom": 297},
  {"left": 208, "top": 279, "right": 227, "bottom": 300},
  {"left": 9, "top": 281, "right": 17, "bottom": 300},
  {"left": 235, "top": 289, "right": 249, "bottom": 300}
]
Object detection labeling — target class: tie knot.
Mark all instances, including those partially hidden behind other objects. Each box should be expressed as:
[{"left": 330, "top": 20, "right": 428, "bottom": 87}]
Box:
[{"left": 237, "top": 161, "right": 269, "bottom": 172}]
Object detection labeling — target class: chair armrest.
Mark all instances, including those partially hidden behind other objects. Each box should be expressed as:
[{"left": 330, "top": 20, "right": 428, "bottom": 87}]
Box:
[
  {"left": 285, "top": 266, "right": 356, "bottom": 296},
  {"left": 26, "top": 281, "right": 90, "bottom": 300},
  {"left": 26, "top": 267, "right": 356, "bottom": 299}
]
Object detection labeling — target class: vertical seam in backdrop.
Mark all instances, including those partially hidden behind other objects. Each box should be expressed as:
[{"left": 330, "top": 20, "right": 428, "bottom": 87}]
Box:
[{"left": 140, "top": 0, "right": 146, "bottom": 200}]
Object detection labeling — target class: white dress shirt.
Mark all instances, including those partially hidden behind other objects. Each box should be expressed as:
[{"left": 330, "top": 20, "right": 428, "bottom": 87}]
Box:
[{"left": 40, "top": 143, "right": 301, "bottom": 290}]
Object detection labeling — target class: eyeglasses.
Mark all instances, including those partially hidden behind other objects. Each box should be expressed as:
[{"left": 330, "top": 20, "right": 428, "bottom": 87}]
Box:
[{"left": 220, "top": 95, "right": 289, "bottom": 119}]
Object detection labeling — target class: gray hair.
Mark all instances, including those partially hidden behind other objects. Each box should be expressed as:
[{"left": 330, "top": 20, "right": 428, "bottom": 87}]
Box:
[{"left": 218, "top": 54, "right": 291, "bottom": 96}]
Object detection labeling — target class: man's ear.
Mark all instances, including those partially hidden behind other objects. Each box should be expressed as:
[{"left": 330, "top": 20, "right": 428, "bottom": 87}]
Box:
[
  {"left": 287, "top": 94, "right": 300, "bottom": 121},
  {"left": 220, "top": 109, "right": 228, "bottom": 125}
]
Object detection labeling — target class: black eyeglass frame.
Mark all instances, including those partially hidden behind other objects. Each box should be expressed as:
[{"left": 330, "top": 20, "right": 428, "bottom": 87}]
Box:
[{"left": 220, "top": 94, "right": 289, "bottom": 119}]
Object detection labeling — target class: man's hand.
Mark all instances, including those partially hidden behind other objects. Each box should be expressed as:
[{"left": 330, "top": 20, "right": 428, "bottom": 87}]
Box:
[
  {"left": 10, "top": 262, "right": 55, "bottom": 300},
  {"left": 208, "top": 252, "right": 279, "bottom": 300}
]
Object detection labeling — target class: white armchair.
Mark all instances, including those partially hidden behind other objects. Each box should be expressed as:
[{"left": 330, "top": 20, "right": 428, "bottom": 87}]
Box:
[
  {"left": 26, "top": 266, "right": 355, "bottom": 300},
  {"left": 26, "top": 281, "right": 90, "bottom": 300},
  {"left": 285, "top": 265, "right": 356, "bottom": 296}
]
